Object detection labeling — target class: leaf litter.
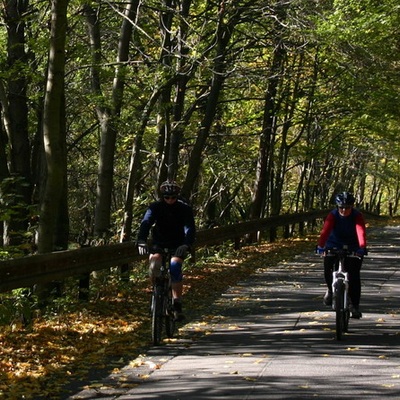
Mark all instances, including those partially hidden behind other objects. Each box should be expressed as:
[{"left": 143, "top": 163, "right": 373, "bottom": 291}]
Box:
[{"left": 0, "top": 235, "right": 344, "bottom": 399}]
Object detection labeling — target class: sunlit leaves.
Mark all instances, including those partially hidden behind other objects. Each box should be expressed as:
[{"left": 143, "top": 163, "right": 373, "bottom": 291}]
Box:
[{"left": 0, "top": 238, "right": 313, "bottom": 398}]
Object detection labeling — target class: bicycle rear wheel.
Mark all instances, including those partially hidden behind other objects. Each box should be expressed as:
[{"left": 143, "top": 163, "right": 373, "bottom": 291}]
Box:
[
  {"left": 343, "top": 308, "right": 350, "bottom": 333},
  {"left": 165, "top": 286, "right": 176, "bottom": 338},
  {"left": 335, "top": 280, "right": 345, "bottom": 340},
  {"left": 151, "top": 285, "right": 164, "bottom": 346},
  {"left": 343, "top": 291, "right": 350, "bottom": 332}
]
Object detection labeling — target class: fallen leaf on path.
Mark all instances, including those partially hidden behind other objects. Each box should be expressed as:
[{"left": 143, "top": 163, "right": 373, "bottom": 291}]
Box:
[{"left": 120, "top": 383, "right": 139, "bottom": 388}]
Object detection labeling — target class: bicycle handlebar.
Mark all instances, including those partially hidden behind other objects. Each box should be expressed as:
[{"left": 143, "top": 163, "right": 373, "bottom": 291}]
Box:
[{"left": 325, "top": 248, "right": 361, "bottom": 259}]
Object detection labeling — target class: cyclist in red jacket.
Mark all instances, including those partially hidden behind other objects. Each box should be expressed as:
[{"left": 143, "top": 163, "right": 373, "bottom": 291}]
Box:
[{"left": 317, "top": 192, "right": 367, "bottom": 319}]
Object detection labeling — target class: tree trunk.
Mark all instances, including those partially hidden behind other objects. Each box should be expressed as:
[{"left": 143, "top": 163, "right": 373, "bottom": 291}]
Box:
[
  {"left": 181, "top": 4, "right": 236, "bottom": 201},
  {"left": 249, "top": 40, "right": 285, "bottom": 221},
  {"left": 84, "top": 1, "right": 138, "bottom": 237},
  {"left": 121, "top": 0, "right": 193, "bottom": 241},
  {"left": 36, "top": 0, "right": 69, "bottom": 304},
  {"left": 0, "top": 100, "right": 8, "bottom": 246},
  {"left": 120, "top": 90, "right": 161, "bottom": 242},
  {"left": 155, "top": 0, "right": 174, "bottom": 185},
  {"left": 167, "top": 0, "right": 192, "bottom": 180},
  {"left": 2, "top": 0, "right": 32, "bottom": 246},
  {"left": 37, "top": 0, "right": 69, "bottom": 254}
]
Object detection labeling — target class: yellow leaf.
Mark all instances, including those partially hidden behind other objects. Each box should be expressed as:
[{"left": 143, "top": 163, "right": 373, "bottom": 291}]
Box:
[
  {"left": 121, "top": 383, "right": 139, "bottom": 388},
  {"left": 346, "top": 347, "right": 359, "bottom": 351},
  {"left": 129, "top": 359, "right": 145, "bottom": 368},
  {"left": 87, "top": 383, "right": 104, "bottom": 389}
]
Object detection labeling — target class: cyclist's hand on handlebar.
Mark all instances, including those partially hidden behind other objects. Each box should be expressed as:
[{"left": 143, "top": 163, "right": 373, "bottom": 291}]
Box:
[
  {"left": 316, "top": 246, "right": 325, "bottom": 255},
  {"left": 355, "top": 247, "right": 367, "bottom": 257},
  {"left": 137, "top": 240, "right": 149, "bottom": 255}
]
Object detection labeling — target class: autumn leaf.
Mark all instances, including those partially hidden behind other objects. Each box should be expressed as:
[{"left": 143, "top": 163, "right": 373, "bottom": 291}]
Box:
[{"left": 0, "top": 238, "right": 338, "bottom": 398}]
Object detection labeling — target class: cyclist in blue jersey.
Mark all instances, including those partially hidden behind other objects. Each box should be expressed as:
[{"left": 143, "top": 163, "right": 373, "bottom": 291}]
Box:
[
  {"left": 137, "top": 180, "right": 196, "bottom": 321},
  {"left": 317, "top": 192, "right": 367, "bottom": 319}
]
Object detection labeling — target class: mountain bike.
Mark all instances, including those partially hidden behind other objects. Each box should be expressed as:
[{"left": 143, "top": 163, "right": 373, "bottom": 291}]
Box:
[
  {"left": 325, "top": 247, "right": 360, "bottom": 340},
  {"left": 151, "top": 249, "right": 176, "bottom": 346}
]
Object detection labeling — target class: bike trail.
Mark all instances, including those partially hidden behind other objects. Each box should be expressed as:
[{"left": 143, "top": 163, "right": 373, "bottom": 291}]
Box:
[{"left": 68, "top": 225, "right": 400, "bottom": 399}]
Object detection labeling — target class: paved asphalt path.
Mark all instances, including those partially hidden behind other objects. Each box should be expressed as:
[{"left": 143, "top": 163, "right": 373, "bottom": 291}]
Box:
[{"left": 68, "top": 225, "right": 400, "bottom": 399}]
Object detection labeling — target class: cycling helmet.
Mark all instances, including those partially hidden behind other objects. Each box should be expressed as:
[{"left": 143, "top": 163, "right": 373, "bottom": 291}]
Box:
[
  {"left": 335, "top": 192, "right": 355, "bottom": 207},
  {"left": 160, "top": 180, "right": 181, "bottom": 196}
]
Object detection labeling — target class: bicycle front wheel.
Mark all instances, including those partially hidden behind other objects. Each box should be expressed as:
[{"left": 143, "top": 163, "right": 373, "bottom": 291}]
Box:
[
  {"left": 335, "top": 280, "right": 345, "bottom": 340},
  {"left": 165, "top": 286, "right": 176, "bottom": 338},
  {"left": 151, "top": 285, "right": 164, "bottom": 346},
  {"left": 343, "top": 308, "right": 350, "bottom": 333}
]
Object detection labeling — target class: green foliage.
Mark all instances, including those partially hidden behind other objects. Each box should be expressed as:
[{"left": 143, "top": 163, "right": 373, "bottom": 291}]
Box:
[
  {"left": 1, "top": 0, "right": 400, "bottom": 253},
  {"left": 0, "top": 177, "right": 28, "bottom": 221},
  {"left": 0, "top": 289, "right": 37, "bottom": 327}
]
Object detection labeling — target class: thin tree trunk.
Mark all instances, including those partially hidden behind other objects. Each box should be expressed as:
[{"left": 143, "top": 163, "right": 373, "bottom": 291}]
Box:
[
  {"left": 167, "top": 0, "right": 192, "bottom": 180},
  {"left": 84, "top": 1, "right": 139, "bottom": 237},
  {"left": 249, "top": 40, "right": 285, "bottom": 221},
  {"left": 2, "top": 0, "right": 32, "bottom": 245},
  {"left": 120, "top": 90, "right": 161, "bottom": 242},
  {"left": 120, "top": 0, "right": 193, "bottom": 242},
  {"left": 37, "top": 0, "right": 69, "bottom": 254},
  {"left": 155, "top": 0, "right": 174, "bottom": 184},
  {"left": 181, "top": 3, "right": 236, "bottom": 200}
]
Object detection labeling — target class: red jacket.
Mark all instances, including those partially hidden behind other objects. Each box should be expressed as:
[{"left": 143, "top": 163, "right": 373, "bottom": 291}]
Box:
[{"left": 318, "top": 208, "right": 367, "bottom": 251}]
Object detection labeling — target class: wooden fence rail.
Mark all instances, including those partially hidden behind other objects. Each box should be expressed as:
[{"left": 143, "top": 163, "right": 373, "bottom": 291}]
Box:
[{"left": 0, "top": 209, "right": 331, "bottom": 293}]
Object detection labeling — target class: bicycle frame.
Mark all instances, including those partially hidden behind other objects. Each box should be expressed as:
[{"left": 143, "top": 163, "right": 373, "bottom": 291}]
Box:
[
  {"left": 326, "top": 247, "right": 353, "bottom": 340},
  {"left": 330, "top": 251, "right": 350, "bottom": 311}
]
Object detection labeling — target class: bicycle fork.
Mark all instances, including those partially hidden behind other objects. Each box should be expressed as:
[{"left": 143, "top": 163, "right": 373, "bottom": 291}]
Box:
[{"left": 331, "top": 261, "right": 349, "bottom": 311}]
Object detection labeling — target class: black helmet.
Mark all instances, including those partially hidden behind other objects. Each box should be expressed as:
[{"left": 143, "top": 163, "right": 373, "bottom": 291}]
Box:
[
  {"left": 335, "top": 192, "right": 355, "bottom": 207},
  {"left": 160, "top": 180, "right": 181, "bottom": 196}
]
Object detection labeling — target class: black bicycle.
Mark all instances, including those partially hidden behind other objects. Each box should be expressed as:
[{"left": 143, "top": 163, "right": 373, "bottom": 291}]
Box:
[
  {"left": 150, "top": 249, "right": 176, "bottom": 346},
  {"left": 325, "top": 247, "right": 359, "bottom": 340}
]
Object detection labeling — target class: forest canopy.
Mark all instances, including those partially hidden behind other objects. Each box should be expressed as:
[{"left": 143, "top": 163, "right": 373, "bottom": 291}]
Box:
[{"left": 0, "top": 0, "right": 399, "bottom": 253}]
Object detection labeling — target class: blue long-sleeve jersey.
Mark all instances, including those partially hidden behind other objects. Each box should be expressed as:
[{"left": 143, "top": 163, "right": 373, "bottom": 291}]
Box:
[{"left": 137, "top": 199, "right": 196, "bottom": 248}]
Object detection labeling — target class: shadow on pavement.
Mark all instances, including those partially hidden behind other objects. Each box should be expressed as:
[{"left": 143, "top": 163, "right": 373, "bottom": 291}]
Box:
[{"left": 68, "top": 225, "right": 400, "bottom": 399}]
